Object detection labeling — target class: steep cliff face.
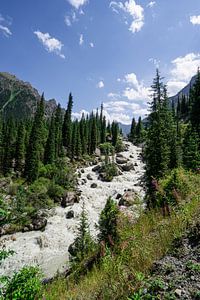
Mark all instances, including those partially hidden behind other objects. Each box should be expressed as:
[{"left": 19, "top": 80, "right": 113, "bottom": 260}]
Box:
[{"left": 0, "top": 72, "right": 58, "bottom": 119}]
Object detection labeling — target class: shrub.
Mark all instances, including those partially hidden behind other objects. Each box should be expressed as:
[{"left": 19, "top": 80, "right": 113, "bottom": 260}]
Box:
[
  {"left": 101, "top": 162, "right": 118, "bottom": 182},
  {"left": 4, "top": 266, "right": 42, "bottom": 300},
  {"left": 47, "top": 183, "right": 65, "bottom": 201}
]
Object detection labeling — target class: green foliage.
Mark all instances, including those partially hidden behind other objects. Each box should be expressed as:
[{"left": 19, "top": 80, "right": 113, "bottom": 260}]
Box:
[
  {"left": 70, "top": 202, "right": 95, "bottom": 264},
  {"left": 101, "top": 162, "right": 118, "bottom": 182},
  {"left": 4, "top": 266, "right": 42, "bottom": 300},
  {"left": 186, "top": 261, "right": 200, "bottom": 272},
  {"left": 0, "top": 249, "right": 14, "bottom": 265},
  {"left": 98, "top": 197, "right": 119, "bottom": 246}
]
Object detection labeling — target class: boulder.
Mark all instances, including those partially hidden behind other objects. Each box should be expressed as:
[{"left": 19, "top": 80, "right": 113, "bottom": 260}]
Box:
[
  {"left": 118, "top": 191, "right": 138, "bottom": 207},
  {"left": 81, "top": 169, "right": 85, "bottom": 173},
  {"left": 95, "top": 148, "right": 101, "bottom": 157},
  {"left": 116, "top": 157, "right": 128, "bottom": 165},
  {"left": 61, "top": 192, "right": 79, "bottom": 208},
  {"left": 87, "top": 174, "right": 93, "bottom": 180},
  {"left": 116, "top": 153, "right": 124, "bottom": 158},
  {"left": 66, "top": 210, "right": 74, "bottom": 219},
  {"left": 91, "top": 183, "right": 97, "bottom": 188},
  {"left": 32, "top": 217, "right": 47, "bottom": 231},
  {"left": 116, "top": 193, "right": 122, "bottom": 200},
  {"left": 92, "top": 165, "right": 101, "bottom": 172},
  {"left": 122, "top": 162, "right": 135, "bottom": 172}
]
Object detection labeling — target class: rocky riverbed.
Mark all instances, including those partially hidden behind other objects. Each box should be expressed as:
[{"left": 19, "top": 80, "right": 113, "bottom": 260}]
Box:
[{"left": 0, "top": 142, "right": 145, "bottom": 279}]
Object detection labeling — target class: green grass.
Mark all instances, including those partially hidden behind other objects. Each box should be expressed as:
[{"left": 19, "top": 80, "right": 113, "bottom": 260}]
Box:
[{"left": 42, "top": 169, "right": 200, "bottom": 300}]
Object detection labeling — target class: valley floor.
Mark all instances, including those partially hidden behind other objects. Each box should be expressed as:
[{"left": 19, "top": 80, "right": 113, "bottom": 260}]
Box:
[{"left": 0, "top": 142, "right": 145, "bottom": 279}]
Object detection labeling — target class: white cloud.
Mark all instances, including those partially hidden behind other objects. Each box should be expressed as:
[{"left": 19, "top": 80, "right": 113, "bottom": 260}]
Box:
[
  {"left": 104, "top": 100, "right": 148, "bottom": 124},
  {"left": 90, "top": 42, "right": 94, "bottom": 48},
  {"left": 149, "top": 57, "right": 160, "bottom": 68},
  {"left": 0, "top": 24, "right": 12, "bottom": 37},
  {"left": 110, "top": 0, "right": 144, "bottom": 33},
  {"left": 34, "top": 31, "right": 65, "bottom": 59},
  {"left": 0, "top": 14, "right": 12, "bottom": 37},
  {"left": 123, "top": 73, "right": 150, "bottom": 101},
  {"left": 72, "top": 109, "right": 89, "bottom": 120},
  {"left": 97, "top": 81, "right": 104, "bottom": 88},
  {"left": 190, "top": 15, "right": 200, "bottom": 25},
  {"left": 67, "top": 0, "right": 88, "bottom": 9},
  {"left": 79, "top": 34, "right": 84, "bottom": 45},
  {"left": 117, "top": 78, "right": 121, "bottom": 82},
  {"left": 64, "top": 11, "right": 78, "bottom": 27},
  {"left": 166, "top": 53, "right": 200, "bottom": 95},
  {"left": 107, "top": 92, "right": 120, "bottom": 98},
  {"left": 147, "top": 1, "right": 156, "bottom": 8},
  {"left": 64, "top": 16, "right": 72, "bottom": 26}
]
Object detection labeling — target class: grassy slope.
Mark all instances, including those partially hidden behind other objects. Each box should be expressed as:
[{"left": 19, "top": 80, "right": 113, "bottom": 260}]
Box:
[{"left": 42, "top": 169, "right": 200, "bottom": 300}]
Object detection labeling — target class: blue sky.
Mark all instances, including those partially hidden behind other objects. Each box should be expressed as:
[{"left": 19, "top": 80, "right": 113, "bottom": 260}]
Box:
[{"left": 0, "top": 0, "right": 200, "bottom": 124}]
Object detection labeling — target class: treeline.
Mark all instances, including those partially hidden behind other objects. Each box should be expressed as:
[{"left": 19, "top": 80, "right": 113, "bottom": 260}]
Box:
[
  {"left": 0, "top": 93, "right": 120, "bottom": 182},
  {"left": 144, "top": 69, "right": 200, "bottom": 207}
]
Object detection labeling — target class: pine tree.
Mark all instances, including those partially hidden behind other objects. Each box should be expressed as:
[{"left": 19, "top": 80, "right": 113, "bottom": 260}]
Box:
[
  {"left": 135, "top": 116, "right": 144, "bottom": 144},
  {"left": 2, "top": 119, "right": 15, "bottom": 175},
  {"left": 98, "top": 197, "right": 119, "bottom": 246},
  {"left": 54, "top": 104, "right": 63, "bottom": 159},
  {"left": 145, "top": 71, "right": 174, "bottom": 207},
  {"left": 111, "top": 121, "right": 118, "bottom": 147},
  {"left": 44, "top": 114, "right": 55, "bottom": 165},
  {"left": 15, "top": 122, "right": 25, "bottom": 173},
  {"left": 25, "top": 95, "right": 45, "bottom": 182},
  {"left": 190, "top": 69, "right": 200, "bottom": 138},
  {"left": 90, "top": 114, "right": 97, "bottom": 154},
  {"left": 101, "top": 116, "right": 106, "bottom": 144},
  {"left": 129, "top": 117, "right": 136, "bottom": 143},
  {"left": 183, "top": 124, "right": 200, "bottom": 170},
  {"left": 70, "top": 202, "right": 94, "bottom": 263},
  {"left": 62, "top": 93, "right": 73, "bottom": 156}
]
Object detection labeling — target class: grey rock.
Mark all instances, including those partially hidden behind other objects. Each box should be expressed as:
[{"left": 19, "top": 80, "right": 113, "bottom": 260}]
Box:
[
  {"left": 91, "top": 183, "right": 97, "bottom": 188},
  {"left": 66, "top": 210, "right": 74, "bottom": 219},
  {"left": 61, "top": 192, "right": 79, "bottom": 208},
  {"left": 121, "top": 162, "right": 135, "bottom": 171},
  {"left": 116, "top": 157, "right": 128, "bottom": 164},
  {"left": 175, "top": 289, "right": 182, "bottom": 297},
  {"left": 87, "top": 174, "right": 93, "bottom": 180}
]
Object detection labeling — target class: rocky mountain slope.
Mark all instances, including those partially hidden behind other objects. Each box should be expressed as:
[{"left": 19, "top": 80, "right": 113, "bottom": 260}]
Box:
[
  {"left": 0, "top": 72, "right": 58, "bottom": 119},
  {"left": 169, "top": 74, "right": 197, "bottom": 106}
]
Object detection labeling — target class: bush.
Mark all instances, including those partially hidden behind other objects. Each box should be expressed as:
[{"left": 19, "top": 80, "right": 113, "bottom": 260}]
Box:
[
  {"left": 29, "top": 177, "right": 50, "bottom": 195},
  {"left": 4, "top": 266, "right": 42, "bottom": 300},
  {"left": 47, "top": 183, "right": 65, "bottom": 201},
  {"left": 101, "top": 163, "right": 118, "bottom": 182}
]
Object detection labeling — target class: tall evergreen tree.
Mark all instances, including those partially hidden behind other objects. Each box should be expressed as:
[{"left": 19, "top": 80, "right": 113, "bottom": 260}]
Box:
[
  {"left": 190, "top": 69, "right": 200, "bottom": 138},
  {"left": 25, "top": 94, "right": 45, "bottom": 182},
  {"left": 129, "top": 117, "right": 136, "bottom": 143},
  {"left": 44, "top": 114, "right": 55, "bottom": 165},
  {"left": 15, "top": 122, "right": 25, "bottom": 173},
  {"left": 62, "top": 93, "right": 73, "bottom": 156}
]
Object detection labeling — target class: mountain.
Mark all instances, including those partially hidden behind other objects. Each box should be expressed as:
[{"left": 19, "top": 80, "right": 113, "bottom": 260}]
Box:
[
  {"left": 0, "top": 72, "right": 58, "bottom": 119},
  {"left": 119, "top": 123, "right": 131, "bottom": 136},
  {"left": 169, "top": 74, "right": 197, "bottom": 105}
]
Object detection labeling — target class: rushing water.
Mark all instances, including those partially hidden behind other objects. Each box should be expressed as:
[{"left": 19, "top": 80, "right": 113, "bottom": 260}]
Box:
[{"left": 0, "top": 142, "right": 145, "bottom": 279}]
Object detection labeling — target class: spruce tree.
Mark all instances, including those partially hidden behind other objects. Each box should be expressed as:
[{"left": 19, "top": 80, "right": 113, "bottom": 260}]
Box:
[
  {"left": 129, "top": 117, "right": 136, "bottom": 143},
  {"left": 25, "top": 95, "right": 45, "bottom": 182},
  {"left": 62, "top": 93, "right": 73, "bottom": 156},
  {"left": 44, "top": 114, "right": 55, "bottom": 165},
  {"left": 70, "top": 202, "right": 94, "bottom": 263},
  {"left": 135, "top": 116, "right": 144, "bottom": 144},
  {"left": 183, "top": 124, "right": 200, "bottom": 170},
  {"left": 15, "top": 122, "right": 25, "bottom": 173},
  {"left": 54, "top": 104, "right": 63, "bottom": 159},
  {"left": 190, "top": 69, "right": 200, "bottom": 138}
]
